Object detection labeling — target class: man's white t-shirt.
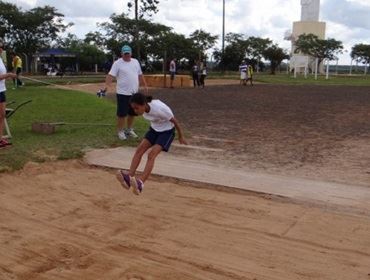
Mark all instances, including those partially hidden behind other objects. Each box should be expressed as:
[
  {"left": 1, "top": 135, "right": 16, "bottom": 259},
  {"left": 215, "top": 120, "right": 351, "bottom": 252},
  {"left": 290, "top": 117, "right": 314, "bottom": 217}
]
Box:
[
  {"left": 0, "top": 58, "right": 7, "bottom": 92},
  {"left": 143, "top": 100, "right": 174, "bottom": 132},
  {"left": 109, "top": 58, "right": 142, "bottom": 96}
]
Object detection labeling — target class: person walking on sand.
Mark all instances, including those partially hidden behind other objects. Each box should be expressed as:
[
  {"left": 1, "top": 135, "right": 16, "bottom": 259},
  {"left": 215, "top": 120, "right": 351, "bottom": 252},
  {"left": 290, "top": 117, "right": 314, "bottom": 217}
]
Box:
[
  {"left": 116, "top": 93, "right": 187, "bottom": 195},
  {"left": 104, "top": 44, "right": 148, "bottom": 140},
  {"left": 192, "top": 60, "right": 200, "bottom": 88},
  {"left": 0, "top": 41, "right": 17, "bottom": 148}
]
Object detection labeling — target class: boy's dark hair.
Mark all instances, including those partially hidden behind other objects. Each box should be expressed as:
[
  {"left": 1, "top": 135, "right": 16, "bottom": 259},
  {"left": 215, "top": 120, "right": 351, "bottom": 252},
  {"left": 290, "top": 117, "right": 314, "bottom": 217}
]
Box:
[{"left": 130, "top": 93, "right": 153, "bottom": 105}]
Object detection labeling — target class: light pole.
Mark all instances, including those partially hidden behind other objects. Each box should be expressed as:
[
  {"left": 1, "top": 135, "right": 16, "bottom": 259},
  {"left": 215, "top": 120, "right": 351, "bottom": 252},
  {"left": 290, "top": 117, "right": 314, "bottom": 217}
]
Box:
[{"left": 222, "top": 0, "right": 225, "bottom": 72}]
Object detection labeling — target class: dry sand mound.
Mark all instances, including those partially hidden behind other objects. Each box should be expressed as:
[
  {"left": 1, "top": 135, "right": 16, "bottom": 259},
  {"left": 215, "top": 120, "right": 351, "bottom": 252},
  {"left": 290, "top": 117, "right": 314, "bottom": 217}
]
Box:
[{"left": 1, "top": 160, "right": 369, "bottom": 279}]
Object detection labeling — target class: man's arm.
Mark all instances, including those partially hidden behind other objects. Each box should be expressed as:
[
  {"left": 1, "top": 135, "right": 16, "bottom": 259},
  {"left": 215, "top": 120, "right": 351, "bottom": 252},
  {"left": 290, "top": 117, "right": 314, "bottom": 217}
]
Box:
[
  {"left": 104, "top": 74, "right": 114, "bottom": 93},
  {"left": 139, "top": 74, "right": 148, "bottom": 94}
]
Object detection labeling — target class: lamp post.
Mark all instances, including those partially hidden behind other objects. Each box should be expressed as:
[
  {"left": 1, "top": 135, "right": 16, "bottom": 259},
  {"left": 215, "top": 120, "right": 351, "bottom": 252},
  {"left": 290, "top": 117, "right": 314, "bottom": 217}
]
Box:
[{"left": 221, "top": 0, "right": 225, "bottom": 72}]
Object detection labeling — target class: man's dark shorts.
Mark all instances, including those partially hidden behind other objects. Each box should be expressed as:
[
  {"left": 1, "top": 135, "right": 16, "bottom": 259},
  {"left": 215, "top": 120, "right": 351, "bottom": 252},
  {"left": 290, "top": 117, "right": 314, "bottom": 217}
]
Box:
[
  {"left": 145, "top": 127, "right": 175, "bottom": 152},
  {"left": 16, "top": 68, "right": 21, "bottom": 75},
  {"left": 0, "top": 91, "right": 6, "bottom": 103},
  {"left": 170, "top": 71, "right": 175, "bottom": 80},
  {"left": 116, "top": 94, "right": 137, "bottom": 117}
]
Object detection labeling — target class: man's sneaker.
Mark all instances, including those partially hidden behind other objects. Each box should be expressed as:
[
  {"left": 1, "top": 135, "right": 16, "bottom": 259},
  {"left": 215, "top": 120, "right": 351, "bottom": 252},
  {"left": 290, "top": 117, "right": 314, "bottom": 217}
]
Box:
[
  {"left": 131, "top": 177, "right": 144, "bottom": 195},
  {"left": 118, "top": 130, "right": 127, "bottom": 140},
  {"left": 125, "top": 128, "right": 138, "bottom": 138},
  {"left": 115, "top": 170, "right": 131, "bottom": 190}
]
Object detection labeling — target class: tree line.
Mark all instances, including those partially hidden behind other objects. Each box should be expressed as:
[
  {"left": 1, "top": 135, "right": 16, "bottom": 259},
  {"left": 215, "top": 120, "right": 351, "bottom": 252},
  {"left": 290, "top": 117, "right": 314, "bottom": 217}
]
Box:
[{"left": 1, "top": 0, "right": 368, "bottom": 74}]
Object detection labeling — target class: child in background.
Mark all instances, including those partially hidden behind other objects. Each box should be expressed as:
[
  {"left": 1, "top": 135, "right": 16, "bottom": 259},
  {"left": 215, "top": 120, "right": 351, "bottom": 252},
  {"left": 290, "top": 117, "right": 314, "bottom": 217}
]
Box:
[{"left": 116, "top": 93, "right": 187, "bottom": 195}]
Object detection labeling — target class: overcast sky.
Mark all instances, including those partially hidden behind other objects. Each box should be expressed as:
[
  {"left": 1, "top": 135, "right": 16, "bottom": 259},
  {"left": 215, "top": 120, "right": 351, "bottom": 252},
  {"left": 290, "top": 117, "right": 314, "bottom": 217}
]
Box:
[{"left": 8, "top": 0, "right": 370, "bottom": 64}]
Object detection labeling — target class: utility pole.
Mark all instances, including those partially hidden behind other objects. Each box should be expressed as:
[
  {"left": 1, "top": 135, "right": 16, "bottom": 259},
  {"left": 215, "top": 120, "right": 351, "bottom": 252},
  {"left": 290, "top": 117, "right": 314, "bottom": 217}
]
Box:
[{"left": 222, "top": 0, "right": 225, "bottom": 72}]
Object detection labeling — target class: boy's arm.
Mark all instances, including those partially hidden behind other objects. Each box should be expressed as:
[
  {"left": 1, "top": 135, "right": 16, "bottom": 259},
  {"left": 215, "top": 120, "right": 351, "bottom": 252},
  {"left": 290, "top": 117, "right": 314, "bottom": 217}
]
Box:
[{"left": 170, "top": 117, "right": 187, "bottom": 145}]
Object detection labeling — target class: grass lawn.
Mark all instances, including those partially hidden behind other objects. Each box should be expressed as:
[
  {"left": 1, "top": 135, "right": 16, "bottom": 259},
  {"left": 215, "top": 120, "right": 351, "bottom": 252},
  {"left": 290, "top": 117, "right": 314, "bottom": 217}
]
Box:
[{"left": 0, "top": 85, "right": 147, "bottom": 172}]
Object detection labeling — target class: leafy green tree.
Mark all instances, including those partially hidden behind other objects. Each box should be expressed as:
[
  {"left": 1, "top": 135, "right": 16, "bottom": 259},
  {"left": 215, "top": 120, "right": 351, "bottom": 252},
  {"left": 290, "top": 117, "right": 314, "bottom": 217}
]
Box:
[
  {"left": 189, "top": 29, "right": 218, "bottom": 60},
  {"left": 127, "top": 0, "right": 160, "bottom": 19},
  {"left": 245, "top": 36, "right": 272, "bottom": 62},
  {"left": 351, "top": 44, "right": 370, "bottom": 65},
  {"left": 0, "top": 1, "right": 71, "bottom": 70},
  {"left": 294, "top": 34, "right": 343, "bottom": 67},
  {"left": 262, "top": 44, "right": 289, "bottom": 74},
  {"left": 126, "top": 0, "right": 160, "bottom": 59},
  {"left": 56, "top": 33, "right": 107, "bottom": 72}
]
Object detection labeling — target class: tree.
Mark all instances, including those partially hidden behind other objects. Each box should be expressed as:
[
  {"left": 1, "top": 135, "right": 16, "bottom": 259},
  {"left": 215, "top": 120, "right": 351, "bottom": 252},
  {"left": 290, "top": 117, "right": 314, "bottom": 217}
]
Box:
[
  {"left": 126, "top": 0, "right": 160, "bottom": 59},
  {"left": 127, "top": 0, "right": 160, "bottom": 19},
  {"left": 189, "top": 29, "right": 218, "bottom": 60},
  {"left": 56, "top": 33, "right": 107, "bottom": 72},
  {"left": 351, "top": 44, "right": 370, "bottom": 64},
  {"left": 294, "top": 34, "right": 343, "bottom": 67},
  {"left": 0, "top": 1, "right": 71, "bottom": 70},
  {"left": 263, "top": 44, "right": 289, "bottom": 74},
  {"left": 245, "top": 36, "right": 272, "bottom": 62}
]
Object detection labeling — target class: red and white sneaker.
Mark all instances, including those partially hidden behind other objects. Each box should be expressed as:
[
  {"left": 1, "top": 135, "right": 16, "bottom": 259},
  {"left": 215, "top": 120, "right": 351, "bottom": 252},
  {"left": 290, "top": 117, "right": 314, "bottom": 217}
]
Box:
[
  {"left": 116, "top": 170, "right": 131, "bottom": 190},
  {"left": 131, "top": 177, "right": 144, "bottom": 195},
  {"left": 0, "top": 139, "right": 12, "bottom": 148}
]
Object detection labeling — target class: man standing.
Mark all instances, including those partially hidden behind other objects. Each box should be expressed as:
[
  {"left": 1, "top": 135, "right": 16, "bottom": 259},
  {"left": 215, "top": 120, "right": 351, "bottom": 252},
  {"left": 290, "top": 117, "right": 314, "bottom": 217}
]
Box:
[
  {"left": 105, "top": 45, "right": 148, "bottom": 140},
  {"left": 10, "top": 51, "right": 23, "bottom": 88},
  {"left": 239, "top": 60, "right": 248, "bottom": 86},
  {"left": 169, "top": 58, "right": 176, "bottom": 88}
]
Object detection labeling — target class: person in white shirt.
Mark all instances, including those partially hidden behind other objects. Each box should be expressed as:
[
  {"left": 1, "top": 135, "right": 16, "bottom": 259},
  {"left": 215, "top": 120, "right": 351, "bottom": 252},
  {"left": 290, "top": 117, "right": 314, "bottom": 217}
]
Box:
[
  {"left": 169, "top": 58, "right": 176, "bottom": 88},
  {"left": 116, "top": 93, "right": 187, "bottom": 195},
  {"left": 0, "top": 40, "right": 17, "bottom": 148},
  {"left": 104, "top": 45, "right": 148, "bottom": 140}
]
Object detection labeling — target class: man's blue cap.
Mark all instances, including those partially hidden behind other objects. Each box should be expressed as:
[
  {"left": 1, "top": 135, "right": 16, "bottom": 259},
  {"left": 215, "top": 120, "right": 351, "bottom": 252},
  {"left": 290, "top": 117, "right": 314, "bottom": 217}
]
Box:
[{"left": 121, "top": 45, "right": 132, "bottom": 54}]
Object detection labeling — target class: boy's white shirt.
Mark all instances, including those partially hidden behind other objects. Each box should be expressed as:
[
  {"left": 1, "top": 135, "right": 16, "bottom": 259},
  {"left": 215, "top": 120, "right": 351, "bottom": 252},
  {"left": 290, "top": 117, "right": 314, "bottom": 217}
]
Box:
[{"left": 143, "top": 100, "right": 175, "bottom": 132}]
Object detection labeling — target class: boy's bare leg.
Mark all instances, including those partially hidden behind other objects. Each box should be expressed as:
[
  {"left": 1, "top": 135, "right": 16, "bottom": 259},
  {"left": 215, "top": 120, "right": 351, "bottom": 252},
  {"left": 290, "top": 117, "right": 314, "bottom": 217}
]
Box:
[
  {"left": 139, "top": 144, "right": 163, "bottom": 182},
  {"left": 129, "top": 139, "right": 152, "bottom": 176}
]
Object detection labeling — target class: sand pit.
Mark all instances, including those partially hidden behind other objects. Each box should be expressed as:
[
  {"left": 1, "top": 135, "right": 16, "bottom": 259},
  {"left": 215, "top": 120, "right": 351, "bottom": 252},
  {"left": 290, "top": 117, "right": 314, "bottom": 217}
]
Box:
[{"left": 1, "top": 160, "right": 370, "bottom": 280}]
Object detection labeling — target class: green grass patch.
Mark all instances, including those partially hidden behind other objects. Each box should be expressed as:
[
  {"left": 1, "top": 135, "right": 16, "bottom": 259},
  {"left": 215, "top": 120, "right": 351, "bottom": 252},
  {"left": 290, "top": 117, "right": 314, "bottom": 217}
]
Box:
[
  {"left": 0, "top": 86, "right": 147, "bottom": 172},
  {"left": 207, "top": 71, "right": 370, "bottom": 86}
]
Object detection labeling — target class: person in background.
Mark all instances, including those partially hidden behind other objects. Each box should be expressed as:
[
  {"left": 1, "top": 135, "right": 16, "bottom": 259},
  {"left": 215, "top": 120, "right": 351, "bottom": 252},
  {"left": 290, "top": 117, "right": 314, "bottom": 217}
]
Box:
[
  {"left": 0, "top": 41, "right": 17, "bottom": 148},
  {"left": 200, "top": 62, "right": 207, "bottom": 88},
  {"left": 104, "top": 44, "right": 148, "bottom": 140},
  {"left": 192, "top": 60, "right": 200, "bottom": 88},
  {"left": 10, "top": 51, "right": 23, "bottom": 88},
  {"left": 247, "top": 64, "right": 254, "bottom": 86},
  {"left": 169, "top": 58, "right": 176, "bottom": 88},
  {"left": 239, "top": 60, "right": 248, "bottom": 86}
]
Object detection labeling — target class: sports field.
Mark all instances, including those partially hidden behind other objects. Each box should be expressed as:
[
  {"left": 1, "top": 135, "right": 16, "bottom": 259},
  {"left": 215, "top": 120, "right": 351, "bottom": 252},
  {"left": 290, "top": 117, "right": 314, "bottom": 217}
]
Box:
[{"left": 1, "top": 79, "right": 370, "bottom": 279}]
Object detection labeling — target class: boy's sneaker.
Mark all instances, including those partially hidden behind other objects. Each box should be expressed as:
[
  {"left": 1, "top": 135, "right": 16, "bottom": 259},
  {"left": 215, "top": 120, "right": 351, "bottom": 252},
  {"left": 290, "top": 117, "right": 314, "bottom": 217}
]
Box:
[
  {"left": 0, "top": 139, "right": 12, "bottom": 148},
  {"left": 125, "top": 128, "right": 138, "bottom": 138},
  {"left": 118, "top": 130, "right": 127, "bottom": 140},
  {"left": 115, "top": 170, "right": 131, "bottom": 190},
  {"left": 131, "top": 177, "right": 144, "bottom": 195}
]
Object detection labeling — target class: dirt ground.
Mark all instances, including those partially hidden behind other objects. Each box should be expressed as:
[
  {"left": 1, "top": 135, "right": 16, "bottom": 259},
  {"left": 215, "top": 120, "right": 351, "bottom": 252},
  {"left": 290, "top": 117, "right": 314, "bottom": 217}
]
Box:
[
  {"left": 68, "top": 82, "right": 370, "bottom": 186},
  {"left": 1, "top": 161, "right": 369, "bottom": 280},
  {"left": 1, "top": 82, "right": 370, "bottom": 279}
]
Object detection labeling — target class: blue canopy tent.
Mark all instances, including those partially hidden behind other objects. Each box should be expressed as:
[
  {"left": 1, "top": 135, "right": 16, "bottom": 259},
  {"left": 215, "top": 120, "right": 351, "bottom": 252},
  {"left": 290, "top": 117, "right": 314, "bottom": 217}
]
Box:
[{"left": 33, "top": 49, "right": 77, "bottom": 74}]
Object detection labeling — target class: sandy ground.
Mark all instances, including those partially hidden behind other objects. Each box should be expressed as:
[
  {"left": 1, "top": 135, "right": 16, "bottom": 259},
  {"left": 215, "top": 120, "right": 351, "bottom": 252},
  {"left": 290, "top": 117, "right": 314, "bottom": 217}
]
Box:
[
  {"left": 1, "top": 160, "right": 370, "bottom": 280},
  {"left": 2, "top": 81, "right": 370, "bottom": 279}
]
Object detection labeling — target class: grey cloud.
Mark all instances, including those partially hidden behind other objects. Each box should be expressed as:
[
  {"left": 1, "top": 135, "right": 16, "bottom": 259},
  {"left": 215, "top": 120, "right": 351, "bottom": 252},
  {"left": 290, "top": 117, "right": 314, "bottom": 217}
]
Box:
[
  {"left": 322, "top": 0, "right": 370, "bottom": 30},
  {"left": 35, "top": 0, "right": 115, "bottom": 18}
]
